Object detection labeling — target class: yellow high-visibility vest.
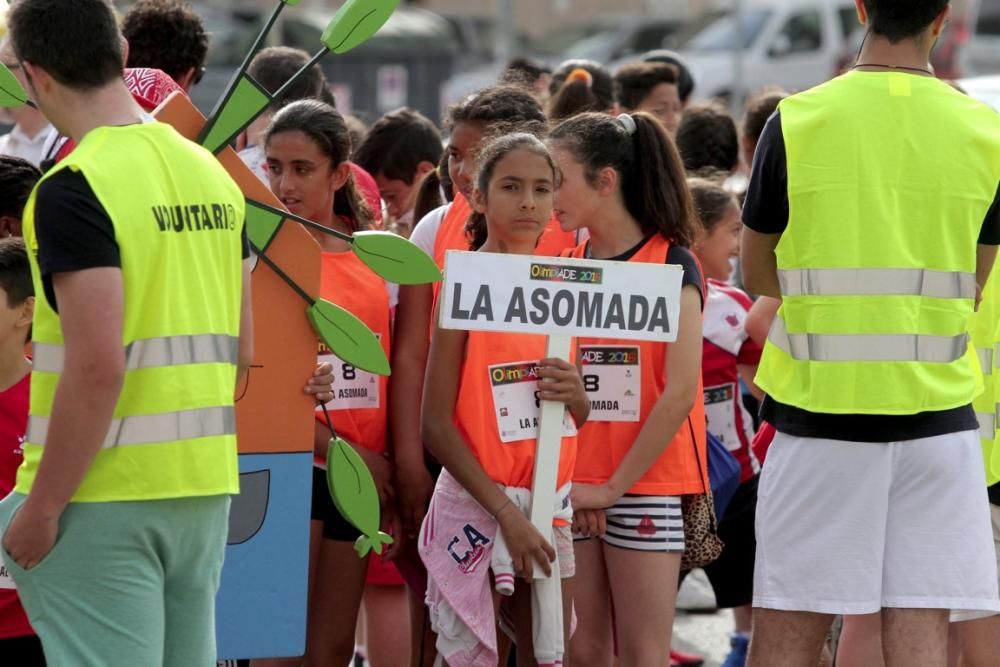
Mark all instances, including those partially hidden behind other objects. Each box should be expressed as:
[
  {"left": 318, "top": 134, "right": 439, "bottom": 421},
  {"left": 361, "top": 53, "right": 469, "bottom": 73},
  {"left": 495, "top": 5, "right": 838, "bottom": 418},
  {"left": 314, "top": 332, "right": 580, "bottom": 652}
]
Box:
[
  {"left": 971, "top": 272, "right": 1000, "bottom": 483},
  {"left": 756, "top": 70, "right": 1000, "bottom": 415},
  {"left": 18, "top": 122, "right": 245, "bottom": 501}
]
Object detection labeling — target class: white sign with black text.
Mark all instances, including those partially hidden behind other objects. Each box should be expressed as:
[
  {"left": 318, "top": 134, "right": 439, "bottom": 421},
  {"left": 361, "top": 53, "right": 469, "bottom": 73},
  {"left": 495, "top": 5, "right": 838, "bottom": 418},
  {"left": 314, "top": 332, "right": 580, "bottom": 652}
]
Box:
[{"left": 440, "top": 251, "right": 683, "bottom": 342}]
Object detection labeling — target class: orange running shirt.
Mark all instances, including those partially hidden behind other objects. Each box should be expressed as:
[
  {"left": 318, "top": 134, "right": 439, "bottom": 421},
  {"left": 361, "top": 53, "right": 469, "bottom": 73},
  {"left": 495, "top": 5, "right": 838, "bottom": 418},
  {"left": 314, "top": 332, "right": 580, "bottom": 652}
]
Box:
[
  {"left": 454, "top": 329, "right": 578, "bottom": 489},
  {"left": 315, "top": 250, "right": 392, "bottom": 455},
  {"left": 568, "top": 235, "right": 707, "bottom": 496}
]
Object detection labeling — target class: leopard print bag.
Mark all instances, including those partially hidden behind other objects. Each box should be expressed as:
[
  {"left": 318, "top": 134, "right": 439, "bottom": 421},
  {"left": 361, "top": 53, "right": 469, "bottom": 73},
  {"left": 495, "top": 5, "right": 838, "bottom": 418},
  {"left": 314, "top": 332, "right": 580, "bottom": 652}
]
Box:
[{"left": 680, "top": 419, "right": 724, "bottom": 571}]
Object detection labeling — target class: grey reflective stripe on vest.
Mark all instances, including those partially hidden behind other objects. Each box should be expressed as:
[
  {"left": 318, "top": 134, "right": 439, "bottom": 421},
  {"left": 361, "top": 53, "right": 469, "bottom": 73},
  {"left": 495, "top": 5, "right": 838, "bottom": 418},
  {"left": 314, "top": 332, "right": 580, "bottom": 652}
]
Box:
[
  {"left": 978, "top": 347, "right": 994, "bottom": 375},
  {"left": 778, "top": 268, "right": 977, "bottom": 299},
  {"left": 768, "top": 316, "right": 969, "bottom": 363},
  {"left": 977, "top": 411, "right": 995, "bottom": 441},
  {"left": 32, "top": 334, "right": 239, "bottom": 374},
  {"left": 125, "top": 334, "right": 239, "bottom": 371},
  {"left": 27, "top": 405, "right": 235, "bottom": 449}
]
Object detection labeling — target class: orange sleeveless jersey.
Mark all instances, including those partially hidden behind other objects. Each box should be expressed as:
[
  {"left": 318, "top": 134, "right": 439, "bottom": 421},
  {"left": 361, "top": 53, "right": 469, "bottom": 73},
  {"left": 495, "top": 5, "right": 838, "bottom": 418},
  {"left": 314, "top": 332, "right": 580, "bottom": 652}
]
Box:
[
  {"left": 455, "top": 329, "right": 577, "bottom": 489},
  {"left": 567, "top": 235, "right": 707, "bottom": 496},
  {"left": 316, "top": 250, "right": 392, "bottom": 454}
]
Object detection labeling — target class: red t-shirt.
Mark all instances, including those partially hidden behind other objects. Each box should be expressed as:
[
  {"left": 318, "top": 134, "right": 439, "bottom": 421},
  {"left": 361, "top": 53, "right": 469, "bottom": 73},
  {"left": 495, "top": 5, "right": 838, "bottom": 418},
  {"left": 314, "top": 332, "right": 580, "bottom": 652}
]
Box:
[
  {"left": 349, "top": 163, "right": 384, "bottom": 228},
  {"left": 702, "top": 280, "right": 763, "bottom": 482},
  {"left": 0, "top": 373, "right": 33, "bottom": 639}
]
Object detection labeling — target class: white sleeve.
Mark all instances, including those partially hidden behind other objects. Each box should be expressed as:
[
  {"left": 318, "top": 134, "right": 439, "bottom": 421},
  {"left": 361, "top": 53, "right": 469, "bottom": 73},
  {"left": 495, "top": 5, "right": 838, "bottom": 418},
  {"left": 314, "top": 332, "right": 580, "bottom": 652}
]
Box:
[{"left": 409, "top": 204, "right": 450, "bottom": 256}]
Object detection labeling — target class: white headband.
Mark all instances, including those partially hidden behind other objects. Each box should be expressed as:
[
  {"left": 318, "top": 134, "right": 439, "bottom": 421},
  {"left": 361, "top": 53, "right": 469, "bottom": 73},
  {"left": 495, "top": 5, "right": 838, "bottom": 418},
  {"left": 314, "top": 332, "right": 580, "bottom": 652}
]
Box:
[{"left": 617, "top": 113, "right": 637, "bottom": 136}]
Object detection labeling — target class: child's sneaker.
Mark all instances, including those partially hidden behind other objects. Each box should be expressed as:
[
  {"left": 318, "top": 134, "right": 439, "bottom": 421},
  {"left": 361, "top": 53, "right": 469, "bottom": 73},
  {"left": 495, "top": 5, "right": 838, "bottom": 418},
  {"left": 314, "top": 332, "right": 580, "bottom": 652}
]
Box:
[
  {"left": 669, "top": 648, "right": 704, "bottom": 666},
  {"left": 721, "top": 632, "right": 750, "bottom": 667}
]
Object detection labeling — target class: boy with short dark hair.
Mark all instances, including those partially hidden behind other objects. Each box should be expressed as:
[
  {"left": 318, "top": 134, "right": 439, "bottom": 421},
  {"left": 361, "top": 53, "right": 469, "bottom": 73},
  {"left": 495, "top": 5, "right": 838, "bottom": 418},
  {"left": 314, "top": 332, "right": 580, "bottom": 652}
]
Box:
[
  {"left": 614, "top": 62, "right": 682, "bottom": 136},
  {"left": 0, "top": 237, "right": 40, "bottom": 666},
  {"left": 353, "top": 108, "right": 442, "bottom": 232}
]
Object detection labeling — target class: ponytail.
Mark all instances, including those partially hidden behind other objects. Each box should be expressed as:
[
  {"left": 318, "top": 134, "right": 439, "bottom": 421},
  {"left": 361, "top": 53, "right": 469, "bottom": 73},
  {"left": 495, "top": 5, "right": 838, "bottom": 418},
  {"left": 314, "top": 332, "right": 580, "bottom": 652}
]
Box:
[
  {"left": 332, "top": 172, "right": 373, "bottom": 232},
  {"left": 413, "top": 151, "right": 453, "bottom": 226},
  {"left": 550, "top": 111, "right": 697, "bottom": 247},
  {"left": 547, "top": 60, "right": 614, "bottom": 121}
]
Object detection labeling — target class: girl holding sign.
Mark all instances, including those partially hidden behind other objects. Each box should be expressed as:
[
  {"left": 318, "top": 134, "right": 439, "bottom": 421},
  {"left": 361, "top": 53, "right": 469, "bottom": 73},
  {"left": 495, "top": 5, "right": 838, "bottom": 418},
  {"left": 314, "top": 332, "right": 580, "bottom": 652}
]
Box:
[
  {"left": 549, "top": 111, "right": 707, "bottom": 666},
  {"left": 262, "top": 100, "right": 401, "bottom": 667},
  {"left": 394, "top": 86, "right": 577, "bottom": 666},
  {"left": 420, "top": 133, "right": 589, "bottom": 667}
]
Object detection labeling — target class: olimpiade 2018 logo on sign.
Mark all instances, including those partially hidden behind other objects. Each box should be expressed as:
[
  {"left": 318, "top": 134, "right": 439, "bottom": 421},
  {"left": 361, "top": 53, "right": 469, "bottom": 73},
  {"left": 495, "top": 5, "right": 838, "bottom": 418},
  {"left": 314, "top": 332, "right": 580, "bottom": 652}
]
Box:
[{"left": 529, "top": 262, "right": 603, "bottom": 285}]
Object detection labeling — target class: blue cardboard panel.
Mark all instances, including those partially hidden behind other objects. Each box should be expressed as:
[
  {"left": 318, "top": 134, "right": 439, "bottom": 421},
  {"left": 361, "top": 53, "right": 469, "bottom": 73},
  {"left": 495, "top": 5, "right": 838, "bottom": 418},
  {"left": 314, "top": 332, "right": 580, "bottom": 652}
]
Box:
[{"left": 216, "top": 452, "right": 312, "bottom": 660}]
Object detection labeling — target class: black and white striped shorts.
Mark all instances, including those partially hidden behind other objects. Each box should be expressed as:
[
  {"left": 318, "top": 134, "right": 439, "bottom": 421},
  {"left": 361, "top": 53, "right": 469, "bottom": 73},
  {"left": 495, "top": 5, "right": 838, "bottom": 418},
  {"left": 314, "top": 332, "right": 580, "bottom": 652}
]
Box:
[{"left": 577, "top": 495, "right": 685, "bottom": 552}]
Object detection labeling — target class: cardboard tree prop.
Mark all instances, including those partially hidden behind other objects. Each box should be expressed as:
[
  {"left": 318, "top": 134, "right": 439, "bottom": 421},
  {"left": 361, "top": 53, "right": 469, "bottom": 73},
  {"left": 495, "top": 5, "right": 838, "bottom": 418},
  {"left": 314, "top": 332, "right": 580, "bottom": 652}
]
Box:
[
  {"left": 0, "top": 0, "right": 437, "bottom": 658},
  {"left": 439, "top": 250, "right": 684, "bottom": 659}
]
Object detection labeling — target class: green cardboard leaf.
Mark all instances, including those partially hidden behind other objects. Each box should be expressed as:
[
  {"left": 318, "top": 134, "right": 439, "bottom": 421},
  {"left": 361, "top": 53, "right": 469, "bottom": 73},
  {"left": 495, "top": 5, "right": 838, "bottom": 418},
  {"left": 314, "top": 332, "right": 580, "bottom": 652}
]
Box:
[
  {"left": 326, "top": 437, "right": 394, "bottom": 557},
  {"left": 308, "top": 299, "right": 390, "bottom": 376},
  {"left": 0, "top": 64, "right": 29, "bottom": 108},
  {"left": 351, "top": 231, "right": 442, "bottom": 285},
  {"left": 322, "top": 0, "right": 401, "bottom": 54},
  {"left": 200, "top": 74, "right": 272, "bottom": 154},
  {"left": 245, "top": 200, "right": 284, "bottom": 252},
  {"left": 280, "top": 0, "right": 303, "bottom": 4}
]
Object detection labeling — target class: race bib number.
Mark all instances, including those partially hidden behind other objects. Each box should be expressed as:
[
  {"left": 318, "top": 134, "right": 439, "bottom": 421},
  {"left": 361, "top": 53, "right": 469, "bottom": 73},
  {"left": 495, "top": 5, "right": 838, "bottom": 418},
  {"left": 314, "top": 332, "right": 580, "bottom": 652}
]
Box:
[
  {"left": 705, "top": 383, "right": 740, "bottom": 452},
  {"left": 318, "top": 336, "right": 381, "bottom": 411},
  {"left": 489, "top": 360, "right": 578, "bottom": 443},
  {"left": 0, "top": 551, "right": 15, "bottom": 590},
  {"left": 580, "top": 345, "right": 641, "bottom": 422}
]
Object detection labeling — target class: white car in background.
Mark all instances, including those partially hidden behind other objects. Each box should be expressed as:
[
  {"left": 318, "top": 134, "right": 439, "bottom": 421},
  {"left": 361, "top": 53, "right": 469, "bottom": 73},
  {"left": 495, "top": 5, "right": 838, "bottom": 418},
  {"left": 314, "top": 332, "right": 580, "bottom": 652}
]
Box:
[
  {"left": 958, "top": 75, "right": 1000, "bottom": 111},
  {"left": 961, "top": 0, "right": 1000, "bottom": 77},
  {"left": 636, "top": 0, "right": 859, "bottom": 102}
]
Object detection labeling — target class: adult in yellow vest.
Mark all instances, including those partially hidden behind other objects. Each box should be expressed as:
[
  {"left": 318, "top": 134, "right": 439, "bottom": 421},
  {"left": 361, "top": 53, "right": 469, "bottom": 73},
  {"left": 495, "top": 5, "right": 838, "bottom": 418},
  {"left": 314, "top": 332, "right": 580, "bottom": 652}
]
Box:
[
  {"left": 0, "top": 1, "right": 251, "bottom": 665},
  {"left": 741, "top": 1, "right": 1000, "bottom": 665}
]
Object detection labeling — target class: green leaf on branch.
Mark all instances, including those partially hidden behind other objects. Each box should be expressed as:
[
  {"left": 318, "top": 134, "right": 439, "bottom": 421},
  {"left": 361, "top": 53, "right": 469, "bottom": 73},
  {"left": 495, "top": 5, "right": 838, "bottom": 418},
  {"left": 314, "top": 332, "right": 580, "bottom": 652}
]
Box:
[
  {"left": 200, "top": 74, "right": 271, "bottom": 154},
  {"left": 326, "top": 437, "right": 393, "bottom": 558},
  {"left": 280, "top": 0, "right": 303, "bottom": 4},
  {"left": 351, "top": 231, "right": 442, "bottom": 285},
  {"left": 0, "top": 64, "right": 29, "bottom": 108},
  {"left": 245, "top": 200, "right": 285, "bottom": 252},
  {"left": 308, "top": 299, "right": 390, "bottom": 376},
  {"left": 322, "top": 0, "right": 401, "bottom": 54}
]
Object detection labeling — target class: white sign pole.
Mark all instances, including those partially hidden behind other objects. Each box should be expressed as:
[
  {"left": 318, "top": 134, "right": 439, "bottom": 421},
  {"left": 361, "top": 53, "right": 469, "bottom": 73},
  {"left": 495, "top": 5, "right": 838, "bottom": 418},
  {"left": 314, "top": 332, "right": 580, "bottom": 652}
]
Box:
[{"left": 528, "top": 333, "right": 572, "bottom": 555}]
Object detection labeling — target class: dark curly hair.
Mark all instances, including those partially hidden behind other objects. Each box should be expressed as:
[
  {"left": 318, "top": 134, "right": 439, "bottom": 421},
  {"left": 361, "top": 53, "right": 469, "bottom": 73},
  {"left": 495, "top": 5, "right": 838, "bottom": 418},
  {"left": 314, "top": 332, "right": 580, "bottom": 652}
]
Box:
[
  {"left": 122, "top": 0, "right": 209, "bottom": 84},
  {"left": 0, "top": 156, "right": 41, "bottom": 221},
  {"left": 675, "top": 102, "right": 740, "bottom": 174},
  {"left": 447, "top": 84, "right": 547, "bottom": 130},
  {"left": 547, "top": 59, "right": 614, "bottom": 121}
]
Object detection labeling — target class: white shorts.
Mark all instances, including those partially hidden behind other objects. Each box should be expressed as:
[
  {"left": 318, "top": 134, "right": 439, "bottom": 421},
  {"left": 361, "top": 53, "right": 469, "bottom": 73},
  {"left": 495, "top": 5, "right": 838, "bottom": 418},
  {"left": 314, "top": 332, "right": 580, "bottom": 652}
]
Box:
[
  {"left": 952, "top": 504, "right": 1000, "bottom": 622},
  {"left": 753, "top": 429, "right": 1000, "bottom": 616}
]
